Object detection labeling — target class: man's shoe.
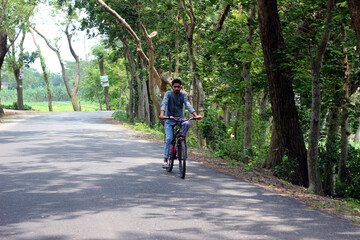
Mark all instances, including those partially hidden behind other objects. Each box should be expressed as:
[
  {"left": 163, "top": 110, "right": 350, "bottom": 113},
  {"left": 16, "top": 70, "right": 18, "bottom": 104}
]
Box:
[{"left": 162, "top": 162, "right": 169, "bottom": 168}]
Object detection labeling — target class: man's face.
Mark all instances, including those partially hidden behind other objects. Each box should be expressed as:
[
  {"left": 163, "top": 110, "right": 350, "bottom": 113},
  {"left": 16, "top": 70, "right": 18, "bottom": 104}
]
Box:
[{"left": 172, "top": 83, "right": 182, "bottom": 95}]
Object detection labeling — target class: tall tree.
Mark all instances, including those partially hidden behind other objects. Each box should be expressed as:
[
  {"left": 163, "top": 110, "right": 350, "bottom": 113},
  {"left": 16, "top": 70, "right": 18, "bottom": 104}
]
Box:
[
  {"left": 0, "top": 0, "right": 35, "bottom": 115},
  {"left": 257, "top": 0, "right": 308, "bottom": 186},
  {"left": 64, "top": 18, "right": 81, "bottom": 111},
  {"left": 97, "top": 0, "right": 163, "bottom": 116},
  {"left": 243, "top": 5, "right": 257, "bottom": 162},
  {"left": 8, "top": 27, "right": 27, "bottom": 110},
  {"left": 307, "top": 0, "right": 335, "bottom": 195},
  {"left": 30, "top": 29, "right": 53, "bottom": 111},
  {"left": 347, "top": 0, "right": 360, "bottom": 45},
  {"left": 181, "top": 0, "right": 205, "bottom": 146},
  {"left": 31, "top": 24, "right": 80, "bottom": 111}
]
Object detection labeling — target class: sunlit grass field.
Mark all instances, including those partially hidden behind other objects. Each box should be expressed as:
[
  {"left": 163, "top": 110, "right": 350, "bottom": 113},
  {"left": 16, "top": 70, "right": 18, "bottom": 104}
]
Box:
[{"left": 3, "top": 101, "right": 101, "bottom": 112}]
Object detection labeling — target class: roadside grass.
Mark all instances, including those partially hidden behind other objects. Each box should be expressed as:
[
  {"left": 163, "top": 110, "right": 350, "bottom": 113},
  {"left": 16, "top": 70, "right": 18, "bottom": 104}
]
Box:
[
  {"left": 3, "top": 101, "right": 101, "bottom": 112},
  {"left": 112, "top": 111, "right": 165, "bottom": 139},
  {"left": 336, "top": 198, "right": 360, "bottom": 223}
]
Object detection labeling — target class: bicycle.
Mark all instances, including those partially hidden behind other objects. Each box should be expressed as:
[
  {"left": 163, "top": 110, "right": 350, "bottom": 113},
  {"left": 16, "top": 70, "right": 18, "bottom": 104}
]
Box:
[{"left": 161, "top": 116, "right": 201, "bottom": 179}]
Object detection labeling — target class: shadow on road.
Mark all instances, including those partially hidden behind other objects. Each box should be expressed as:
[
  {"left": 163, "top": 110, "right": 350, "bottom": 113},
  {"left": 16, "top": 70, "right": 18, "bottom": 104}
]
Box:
[{"left": 1, "top": 113, "right": 360, "bottom": 239}]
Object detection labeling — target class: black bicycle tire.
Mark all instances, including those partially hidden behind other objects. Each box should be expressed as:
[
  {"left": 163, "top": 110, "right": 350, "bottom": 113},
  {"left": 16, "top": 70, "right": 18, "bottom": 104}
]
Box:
[
  {"left": 167, "top": 143, "right": 175, "bottom": 172},
  {"left": 179, "top": 140, "right": 186, "bottom": 179}
]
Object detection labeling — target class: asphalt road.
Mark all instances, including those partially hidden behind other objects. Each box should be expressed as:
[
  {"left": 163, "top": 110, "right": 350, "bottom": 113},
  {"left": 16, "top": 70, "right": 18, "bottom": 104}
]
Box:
[{"left": 0, "top": 111, "right": 359, "bottom": 240}]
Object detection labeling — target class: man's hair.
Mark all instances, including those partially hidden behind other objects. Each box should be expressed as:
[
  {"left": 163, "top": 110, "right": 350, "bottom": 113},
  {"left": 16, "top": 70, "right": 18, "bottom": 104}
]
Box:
[{"left": 172, "top": 78, "right": 182, "bottom": 86}]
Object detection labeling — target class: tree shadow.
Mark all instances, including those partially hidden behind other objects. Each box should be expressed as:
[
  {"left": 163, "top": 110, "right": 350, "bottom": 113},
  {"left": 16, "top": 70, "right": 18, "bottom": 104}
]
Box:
[{"left": 1, "top": 112, "right": 360, "bottom": 239}]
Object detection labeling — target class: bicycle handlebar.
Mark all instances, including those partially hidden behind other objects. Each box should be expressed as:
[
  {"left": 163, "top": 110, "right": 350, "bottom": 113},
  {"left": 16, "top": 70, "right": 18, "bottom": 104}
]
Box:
[{"left": 161, "top": 116, "right": 201, "bottom": 121}]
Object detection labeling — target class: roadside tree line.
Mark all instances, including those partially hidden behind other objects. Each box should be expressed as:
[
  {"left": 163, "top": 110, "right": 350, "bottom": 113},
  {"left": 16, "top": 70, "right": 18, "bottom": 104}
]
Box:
[{"left": 1, "top": 0, "right": 360, "bottom": 199}]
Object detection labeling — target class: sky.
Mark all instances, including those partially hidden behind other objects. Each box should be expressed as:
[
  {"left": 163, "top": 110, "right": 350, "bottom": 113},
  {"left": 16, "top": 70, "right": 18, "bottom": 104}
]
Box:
[{"left": 24, "top": 4, "right": 100, "bottom": 73}]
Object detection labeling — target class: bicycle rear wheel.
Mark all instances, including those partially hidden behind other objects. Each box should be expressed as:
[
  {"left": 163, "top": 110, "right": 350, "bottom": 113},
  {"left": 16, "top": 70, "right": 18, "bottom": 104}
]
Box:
[
  {"left": 178, "top": 140, "right": 187, "bottom": 179},
  {"left": 167, "top": 143, "right": 175, "bottom": 172}
]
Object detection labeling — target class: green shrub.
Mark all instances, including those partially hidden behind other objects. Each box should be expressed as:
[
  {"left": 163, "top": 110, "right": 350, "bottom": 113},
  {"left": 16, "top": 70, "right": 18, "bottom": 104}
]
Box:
[
  {"left": 3, "top": 102, "right": 33, "bottom": 110},
  {"left": 274, "top": 150, "right": 298, "bottom": 181},
  {"left": 112, "top": 110, "right": 128, "bottom": 121},
  {"left": 335, "top": 143, "right": 360, "bottom": 198},
  {"left": 199, "top": 108, "right": 228, "bottom": 149}
]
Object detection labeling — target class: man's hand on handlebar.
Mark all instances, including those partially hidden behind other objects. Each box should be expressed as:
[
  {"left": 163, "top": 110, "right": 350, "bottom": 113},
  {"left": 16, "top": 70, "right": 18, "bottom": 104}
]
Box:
[{"left": 192, "top": 113, "right": 203, "bottom": 120}]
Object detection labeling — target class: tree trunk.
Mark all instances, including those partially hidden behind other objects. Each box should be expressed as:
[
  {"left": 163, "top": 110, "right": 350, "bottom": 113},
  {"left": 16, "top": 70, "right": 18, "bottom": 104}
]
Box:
[
  {"left": 140, "top": 59, "right": 151, "bottom": 125},
  {"left": 32, "top": 26, "right": 80, "bottom": 111},
  {"left": 0, "top": 31, "right": 7, "bottom": 117},
  {"left": 175, "top": 8, "right": 180, "bottom": 78},
  {"left": 355, "top": 120, "right": 360, "bottom": 142},
  {"left": 97, "top": 91, "right": 103, "bottom": 111},
  {"left": 123, "top": 63, "right": 134, "bottom": 120},
  {"left": 259, "top": 91, "right": 268, "bottom": 142},
  {"left": 143, "top": 78, "right": 151, "bottom": 126},
  {"left": 31, "top": 30, "right": 52, "bottom": 111},
  {"left": 0, "top": 68, "right": 4, "bottom": 117},
  {"left": 216, "top": 4, "right": 232, "bottom": 32},
  {"left": 338, "top": 108, "right": 349, "bottom": 183},
  {"left": 121, "top": 36, "right": 143, "bottom": 120},
  {"left": 338, "top": 44, "right": 358, "bottom": 183},
  {"left": 257, "top": 0, "right": 308, "bottom": 186},
  {"left": 307, "top": 0, "right": 335, "bottom": 195},
  {"left": 9, "top": 29, "right": 26, "bottom": 110},
  {"left": 99, "top": 56, "right": 111, "bottom": 111},
  {"left": 97, "top": 0, "right": 164, "bottom": 110},
  {"left": 65, "top": 20, "right": 81, "bottom": 111},
  {"left": 128, "top": 67, "right": 134, "bottom": 120},
  {"left": 15, "top": 70, "right": 24, "bottom": 110},
  {"left": 243, "top": 62, "right": 253, "bottom": 162},
  {"left": 347, "top": 0, "right": 360, "bottom": 45},
  {"left": 182, "top": 0, "right": 205, "bottom": 147},
  {"left": 0, "top": 5, "right": 8, "bottom": 117},
  {"left": 243, "top": 5, "right": 256, "bottom": 162},
  {"left": 265, "top": 125, "right": 284, "bottom": 169},
  {"left": 140, "top": 23, "right": 160, "bottom": 118},
  {"left": 323, "top": 107, "right": 340, "bottom": 196}
]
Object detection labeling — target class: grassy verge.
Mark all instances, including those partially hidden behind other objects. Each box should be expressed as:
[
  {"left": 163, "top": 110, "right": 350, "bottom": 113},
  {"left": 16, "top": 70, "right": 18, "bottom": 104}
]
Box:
[{"left": 112, "top": 111, "right": 165, "bottom": 139}]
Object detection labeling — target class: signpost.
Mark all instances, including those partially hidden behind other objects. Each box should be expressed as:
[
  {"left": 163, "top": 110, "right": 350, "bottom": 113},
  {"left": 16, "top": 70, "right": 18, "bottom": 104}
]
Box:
[
  {"left": 100, "top": 75, "right": 109, "bottom": 87},
  {"left": 19, "top": 69, "right": 24, "bottom": 79}
]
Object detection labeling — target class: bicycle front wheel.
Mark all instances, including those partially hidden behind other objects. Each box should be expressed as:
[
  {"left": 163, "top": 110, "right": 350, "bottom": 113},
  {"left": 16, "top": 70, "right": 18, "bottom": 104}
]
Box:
[
  {"left": 167, "top": 143, "right": 175, "bottom": 172},
  {"left": 178, "top": 140, "right": 187, "bottom": 179}
]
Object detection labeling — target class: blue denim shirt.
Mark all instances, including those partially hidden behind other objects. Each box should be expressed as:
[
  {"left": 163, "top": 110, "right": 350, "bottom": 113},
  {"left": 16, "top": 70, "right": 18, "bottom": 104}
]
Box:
[{"left": 160, "top": 91, "right": 195, "bottom": 118}]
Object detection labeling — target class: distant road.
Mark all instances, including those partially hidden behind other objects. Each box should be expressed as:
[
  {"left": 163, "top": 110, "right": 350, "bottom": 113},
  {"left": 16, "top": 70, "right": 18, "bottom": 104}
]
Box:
[{"left": 0, "top": 112, "right": 359, "bottom": 240}]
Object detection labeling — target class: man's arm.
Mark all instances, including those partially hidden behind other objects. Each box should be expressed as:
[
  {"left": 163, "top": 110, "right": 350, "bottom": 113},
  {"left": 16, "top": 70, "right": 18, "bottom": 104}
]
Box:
[
  {"left": 183, "top": 93, "right": 202, "bottom": 119},
  {"left": 159, "top": 110, "right": 166, "bottom": 119},
  {"left": 159, "top": 92, "right": 169, "bottom": 119}
]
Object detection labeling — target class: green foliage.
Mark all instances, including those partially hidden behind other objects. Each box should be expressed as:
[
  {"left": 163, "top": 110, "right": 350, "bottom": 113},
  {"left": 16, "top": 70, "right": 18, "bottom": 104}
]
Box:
[
  {"left": 2, "top": 101, "right": 100, "bottom": 112},
  {"left": 10, "top": 0, "right": 359, "bottom": 201},
  {"left": 335, "top": 143, "right": 360, "bottom": 199},
  {"left": 112, "top": 111, "right": 165, "bottom": 138},
  {"left": 3, "top": 102, "right": 32, "bottom": 110},
  {"left": 112, "top": 110, "right": 128, "bottom": 122},
  {"left": 1, "top": 86, "right": 70, "bottom": 102},
  {"left": 274, "top": 150, "right": 299, "bottom": 181},
  {"left": 199, "top": 108, "right": 228, "bottom": 149}
]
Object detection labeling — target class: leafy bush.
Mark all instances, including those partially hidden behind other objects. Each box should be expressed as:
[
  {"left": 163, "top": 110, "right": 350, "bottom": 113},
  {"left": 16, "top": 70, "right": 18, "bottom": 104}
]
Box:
[
  {"left": 199, "top": 108, "right": 228, "bottom": 149},
  {"left": 3, "top": 102, "right": 33, "bottom": 110},
  {"left": 112, "top": 110, "right": 128, "bottom": 121},
  {"left": 335, "top": 143, "right": 360, "bottom": 198},
  {"left": 274, "top": 150, "right": 299, "bottom": 181}
]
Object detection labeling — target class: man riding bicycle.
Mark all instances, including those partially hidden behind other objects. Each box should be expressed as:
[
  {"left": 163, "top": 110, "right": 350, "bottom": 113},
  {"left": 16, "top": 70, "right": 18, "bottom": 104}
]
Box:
[{"left": 159, "top": 78, "right": 202, "bottom": 168}]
